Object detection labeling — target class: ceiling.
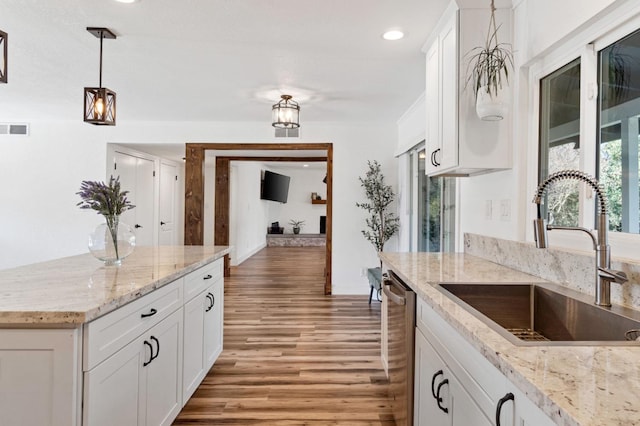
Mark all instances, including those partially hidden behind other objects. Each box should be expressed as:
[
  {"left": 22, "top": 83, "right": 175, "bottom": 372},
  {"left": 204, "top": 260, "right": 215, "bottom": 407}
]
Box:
[{"left": 0, "top": 0, "right": 449, "bottom": 124}]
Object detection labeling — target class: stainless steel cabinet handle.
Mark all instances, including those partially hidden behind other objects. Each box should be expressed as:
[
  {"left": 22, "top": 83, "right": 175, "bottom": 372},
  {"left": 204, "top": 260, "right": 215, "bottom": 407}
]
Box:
[{"left": 382, "top": 282, "right": 406, "bottom": 306}]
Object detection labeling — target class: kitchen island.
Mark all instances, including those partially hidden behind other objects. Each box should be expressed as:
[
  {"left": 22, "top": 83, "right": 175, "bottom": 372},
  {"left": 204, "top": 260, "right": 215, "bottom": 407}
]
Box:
[
  {"left": 0, "top": 245, "right": 230, "bottom": 425},
  {"left": 380, "top": 252, "right": 640, "bottom": 426}
]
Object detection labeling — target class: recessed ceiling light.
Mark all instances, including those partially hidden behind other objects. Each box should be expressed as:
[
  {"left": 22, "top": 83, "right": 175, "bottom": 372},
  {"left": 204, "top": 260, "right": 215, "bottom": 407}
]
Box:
[
  {"left": 382, "top": 30, "right": 404, "bottom": 41},
  {"left": 114, "top": 0, "right": 139, "bottom": 3},
  {"left": 303, "top": 164, "right": 309, "bottom": 168}
]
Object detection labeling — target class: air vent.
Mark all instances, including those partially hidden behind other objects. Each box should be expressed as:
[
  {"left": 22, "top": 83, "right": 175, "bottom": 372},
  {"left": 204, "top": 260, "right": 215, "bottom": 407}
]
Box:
[
  {"left": 0, "top": 123, "right": 30, "bottom": 135},
  {"left": 275, "top": 127, "right": 299, "bottom": 138}
]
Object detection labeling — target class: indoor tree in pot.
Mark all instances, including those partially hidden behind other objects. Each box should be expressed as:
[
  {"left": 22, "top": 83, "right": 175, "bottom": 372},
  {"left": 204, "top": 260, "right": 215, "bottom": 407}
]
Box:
[
  {"left": 466, "top": 0, "right": 513, "bottom": 121},
  {"left": 356, "top": 160, "right": 399, "bottom": 301},
  {"left": 77, "top": 176, "right": 136, "bottom": 266}
]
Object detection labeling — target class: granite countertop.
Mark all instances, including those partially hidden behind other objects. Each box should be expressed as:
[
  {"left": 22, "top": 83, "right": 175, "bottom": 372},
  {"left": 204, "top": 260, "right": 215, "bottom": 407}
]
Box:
[
  {"left": 380, "top": 252, "right": 640, "bottom": 426},
  {"left": 0, "top": 245, "right": 230, "bottom": 325}
]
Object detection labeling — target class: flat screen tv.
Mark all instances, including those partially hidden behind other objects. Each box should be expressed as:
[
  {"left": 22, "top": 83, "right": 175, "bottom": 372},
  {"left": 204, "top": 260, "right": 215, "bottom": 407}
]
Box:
[{"left": 261, "top": 170, "right": 290, "bottom": 203}]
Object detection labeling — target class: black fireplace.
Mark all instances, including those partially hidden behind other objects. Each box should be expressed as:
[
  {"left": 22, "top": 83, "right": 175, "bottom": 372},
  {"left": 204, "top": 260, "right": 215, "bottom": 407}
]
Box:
[{"left": 319, "top": 216, "right": 326, "bottom": 234}]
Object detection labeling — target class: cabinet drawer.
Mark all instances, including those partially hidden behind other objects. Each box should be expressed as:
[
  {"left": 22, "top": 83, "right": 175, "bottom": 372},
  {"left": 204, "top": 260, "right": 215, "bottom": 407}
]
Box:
[
  {"left": 83, "top": 279, "right": 183, "bottom": 371},
  {"left": 184, "top": 259, "right": 223, "bottom": 303},
  {"left": 416, "top": 297, "right": 507, "bottom": 421}
]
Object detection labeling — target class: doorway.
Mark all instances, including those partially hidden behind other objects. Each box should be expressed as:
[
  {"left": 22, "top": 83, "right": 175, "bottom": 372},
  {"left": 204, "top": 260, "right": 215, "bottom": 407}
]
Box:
[{"left": 184, "top": 143, "right": 333, "bottom": 294}]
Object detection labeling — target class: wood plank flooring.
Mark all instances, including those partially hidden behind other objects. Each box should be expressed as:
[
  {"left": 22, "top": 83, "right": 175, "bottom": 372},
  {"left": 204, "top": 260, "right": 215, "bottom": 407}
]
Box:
[{"left": 173, "top": 246, "right": 394, "bottom": 425}]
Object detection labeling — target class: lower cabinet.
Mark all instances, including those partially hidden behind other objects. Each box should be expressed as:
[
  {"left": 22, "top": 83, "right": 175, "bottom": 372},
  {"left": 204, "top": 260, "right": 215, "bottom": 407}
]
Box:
[
  {"left": 83, "top": 309, "right": 183, "bottom": 426},
  {"left": 414, "top": 297, "right": 555, "bottom": 426},
  {"left": 182, "top": 279, "right": 224, "bottom": 404}
]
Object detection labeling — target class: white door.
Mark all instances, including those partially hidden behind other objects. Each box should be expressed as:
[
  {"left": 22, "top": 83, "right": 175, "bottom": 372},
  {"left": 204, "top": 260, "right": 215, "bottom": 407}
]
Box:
[
  {"left": 159, "top": 161, "right": 177, "bottom": 245},
  {"left": 113, "top": 151, "right": 156, "bottom": 246}
]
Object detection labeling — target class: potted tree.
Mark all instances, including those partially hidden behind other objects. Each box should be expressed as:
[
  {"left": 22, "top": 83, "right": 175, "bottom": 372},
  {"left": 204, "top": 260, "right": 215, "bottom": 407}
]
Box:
[
  {"left": 356, "top": 160, "right": 399, "bottom": 302},
  {"left": 465, "top": 0, "right": 513, "bottom": 121}
]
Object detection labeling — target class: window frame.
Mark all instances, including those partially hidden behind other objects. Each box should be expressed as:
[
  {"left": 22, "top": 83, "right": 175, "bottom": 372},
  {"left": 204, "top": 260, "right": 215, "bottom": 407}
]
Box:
[{"left": 525, "top": 7, "right": 640, "bottom": 258}]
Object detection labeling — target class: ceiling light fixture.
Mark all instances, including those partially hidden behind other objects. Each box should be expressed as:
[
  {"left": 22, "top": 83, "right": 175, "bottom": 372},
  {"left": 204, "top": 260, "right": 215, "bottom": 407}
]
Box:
[
  {"left": 84, "top": 27, "right": 117, "bottom": 126},
  {"left": 114, "top": 0, "right": 139, "bottom": 3},
  {"left": 272, "top": 95, "right": 300, "bottom": 129},
  {"left": 0, "top": 30, "right": 7, "bottom": 83},
  {"left": 382, "top": 30, "right": 404, "bottom": 41}
]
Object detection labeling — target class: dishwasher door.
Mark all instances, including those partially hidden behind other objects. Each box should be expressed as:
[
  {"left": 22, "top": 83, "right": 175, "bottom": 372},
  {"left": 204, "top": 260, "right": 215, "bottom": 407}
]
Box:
[{"left": 383, "top": 271, "right": 416, "bottom": 426}]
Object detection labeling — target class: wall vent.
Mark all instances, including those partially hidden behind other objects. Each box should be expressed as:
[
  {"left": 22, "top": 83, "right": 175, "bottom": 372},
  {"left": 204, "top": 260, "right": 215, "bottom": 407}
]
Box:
[
  {"left": 275, "top": 127, "right": 299, "bottom": 138},
  {"left": 0, "top": 123, "right": 30, "bottom": 135}
]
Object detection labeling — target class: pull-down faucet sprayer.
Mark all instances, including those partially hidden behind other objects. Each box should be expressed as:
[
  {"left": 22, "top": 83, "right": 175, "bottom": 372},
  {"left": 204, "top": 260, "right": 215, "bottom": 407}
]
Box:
[{"left": 532, "top": 170, "right": 627, "bottom": 307}]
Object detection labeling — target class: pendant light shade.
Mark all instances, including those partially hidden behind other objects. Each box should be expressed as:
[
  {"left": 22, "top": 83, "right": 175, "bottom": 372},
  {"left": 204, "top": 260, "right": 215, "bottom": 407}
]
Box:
[
  {"left": 84, "top": 27, "right": 117, "bottom": 126},
  {"left": 0, "top": 30, "right": 7, "bottom": 84},
  {"left": 272, "top": 95, "right": 300, "bottom": 128}
]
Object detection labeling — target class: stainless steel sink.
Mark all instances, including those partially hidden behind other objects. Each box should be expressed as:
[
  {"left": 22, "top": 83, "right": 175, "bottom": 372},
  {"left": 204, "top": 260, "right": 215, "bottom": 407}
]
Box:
[{"left": 438, "top": 282, "right": 640, "bottom": 346}]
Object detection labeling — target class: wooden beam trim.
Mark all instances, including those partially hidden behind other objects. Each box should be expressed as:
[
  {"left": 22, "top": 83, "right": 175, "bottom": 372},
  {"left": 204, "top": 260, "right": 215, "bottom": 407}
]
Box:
[
  {"left": 187, "top": 142, "right": 332, "bottom": 151},
  {"left": 219, "top": 156, "right": 327, "bottom": 162}
]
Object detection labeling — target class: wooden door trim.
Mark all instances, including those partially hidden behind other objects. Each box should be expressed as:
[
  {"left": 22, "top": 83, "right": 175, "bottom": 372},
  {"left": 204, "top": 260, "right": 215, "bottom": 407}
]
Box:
[{"left": 184, "top": 142, "right": 333, "bottom": 295}]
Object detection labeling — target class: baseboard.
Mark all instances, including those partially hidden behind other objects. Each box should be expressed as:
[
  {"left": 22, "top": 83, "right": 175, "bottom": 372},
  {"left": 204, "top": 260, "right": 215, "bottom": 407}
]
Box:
[{"left": 233, "top": 243, "right": 267, "bottom": 266}]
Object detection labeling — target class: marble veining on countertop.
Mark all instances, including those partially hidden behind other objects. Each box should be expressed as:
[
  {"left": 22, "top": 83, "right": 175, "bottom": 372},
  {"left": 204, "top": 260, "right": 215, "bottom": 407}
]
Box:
[
  {"left": 0, "top": 245, "right": 230, "bottom": 325},
  {"left": 379, "top": 252, "right": 640, "bottom": 426}
]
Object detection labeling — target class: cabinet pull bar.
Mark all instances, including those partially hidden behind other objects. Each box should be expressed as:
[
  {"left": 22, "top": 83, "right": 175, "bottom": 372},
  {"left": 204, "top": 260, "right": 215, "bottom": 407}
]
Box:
[
  {"left": 141, "top": 308, "right": 157, "bottom": 318},
  {"left": 435, "top": 379, "right": 449, "bottom": 413},
  {"left": 496, "top": 392, "right": 514, "bottom": 426},
  {"left": 203, "top": 274, "right": 213, "bottom": 280},
  {"left": 431, "top": 370, "right": 444, "bottom": 399},
  {"left": 143, "top": 340, "right": 153, "bottom": 366},
  {"left": 150, "top": 336, "right": 160, "bottom": 361},
  {"left": 205, "top": 293, "right": 214, "bottom": 312}
]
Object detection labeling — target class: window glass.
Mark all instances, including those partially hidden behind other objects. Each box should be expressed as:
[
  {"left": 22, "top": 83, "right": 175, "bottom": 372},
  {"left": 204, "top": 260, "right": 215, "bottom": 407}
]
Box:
[
  {"left": 597, "top": 28, "right": 640, "bottom": 233},
  {"left": 539, "top": 58, "right": 581, "bottom": 226}
]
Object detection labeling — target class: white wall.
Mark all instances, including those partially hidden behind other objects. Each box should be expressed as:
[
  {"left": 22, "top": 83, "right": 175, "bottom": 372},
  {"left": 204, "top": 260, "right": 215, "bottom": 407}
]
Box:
[
  {"left": 229, "top": 161, "right": 269, "bottom": 266},
  {"left": 266, "top": 165, "right": 327, "bottom": 234},
  {"left": 0, "top": 120, "right": 396, "bottom": 295}
]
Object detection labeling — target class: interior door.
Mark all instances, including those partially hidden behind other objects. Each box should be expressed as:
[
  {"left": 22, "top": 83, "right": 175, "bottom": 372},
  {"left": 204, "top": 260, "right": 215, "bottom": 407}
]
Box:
[
  {"left": 159, "top": 161, "right": 177, "bottom": 245},
  {"left": 113, "top": 151, "right": 155, "bottom": 246}
]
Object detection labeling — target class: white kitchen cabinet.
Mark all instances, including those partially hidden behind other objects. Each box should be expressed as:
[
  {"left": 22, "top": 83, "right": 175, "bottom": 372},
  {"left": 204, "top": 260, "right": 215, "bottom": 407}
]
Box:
[
  {"left": 0, "top": 329, "right": 81, "bottom": 426},
  {"left": 414, "top": 297, "right": 555, "bottom": 426},
  {"left": 182, "top": 260, "right": 224, "bottom": 404},
  {"left": 84, "top": 308, "right": 183, "bottom": 426},
  {"left": 423, "top": 2, "right": 512, "bottom": 177}
]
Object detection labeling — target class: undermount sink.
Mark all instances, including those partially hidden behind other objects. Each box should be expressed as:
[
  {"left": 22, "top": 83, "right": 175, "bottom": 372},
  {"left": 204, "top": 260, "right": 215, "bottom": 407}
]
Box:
[{"left": 438, "top": 282, "right": 640, "bottom": 346}]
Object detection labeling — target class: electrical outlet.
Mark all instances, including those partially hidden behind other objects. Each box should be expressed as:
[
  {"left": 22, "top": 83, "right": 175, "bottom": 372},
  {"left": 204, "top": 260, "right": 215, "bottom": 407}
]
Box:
[
  {"left": 485, "top": 200, "right": 492, "bottom": 220},
  {"left": 500, "top": 199, "right": 511, "bottom": 221}
]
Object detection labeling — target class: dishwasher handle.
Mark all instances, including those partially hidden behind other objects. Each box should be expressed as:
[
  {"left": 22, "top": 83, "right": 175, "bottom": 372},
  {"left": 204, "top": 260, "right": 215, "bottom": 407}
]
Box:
[{"left": 382, "top": 280, "right": 406, "bottom": 306}]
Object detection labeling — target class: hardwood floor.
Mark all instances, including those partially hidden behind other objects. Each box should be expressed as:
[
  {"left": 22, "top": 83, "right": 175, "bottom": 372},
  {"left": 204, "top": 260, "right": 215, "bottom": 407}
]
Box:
[{"left": 174, "top": 246, "right": 394, "bottom": 425}]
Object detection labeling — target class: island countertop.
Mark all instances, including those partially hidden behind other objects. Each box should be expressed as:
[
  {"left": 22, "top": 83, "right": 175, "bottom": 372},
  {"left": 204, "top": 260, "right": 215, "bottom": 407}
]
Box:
[
  {"left": 0, "top": 245, "right": 230, "bottom": 325},
  {"left": 380, "top": 251, "right": 640, "bottom": 426}
]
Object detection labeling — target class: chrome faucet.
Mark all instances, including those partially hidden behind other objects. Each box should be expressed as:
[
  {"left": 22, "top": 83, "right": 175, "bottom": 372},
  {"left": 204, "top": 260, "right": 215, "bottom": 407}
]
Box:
[{"left": 532, "top": 170, "right": 627, "bottom": 307}]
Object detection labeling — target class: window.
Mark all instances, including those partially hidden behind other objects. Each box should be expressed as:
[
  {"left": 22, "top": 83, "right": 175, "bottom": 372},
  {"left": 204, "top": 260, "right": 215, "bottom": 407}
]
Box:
[
  {"left": 537, "top": 24, "right": 640, "bottom": 240},
  {"left": 597, "top": 28, "right": 640, "bottom": 233}
]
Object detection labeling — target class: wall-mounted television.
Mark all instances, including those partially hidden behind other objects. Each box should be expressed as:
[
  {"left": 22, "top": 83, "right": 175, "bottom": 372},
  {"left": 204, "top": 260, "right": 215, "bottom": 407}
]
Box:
[{"left": 261, "top": 170, "right": 290, "bottom": 203}]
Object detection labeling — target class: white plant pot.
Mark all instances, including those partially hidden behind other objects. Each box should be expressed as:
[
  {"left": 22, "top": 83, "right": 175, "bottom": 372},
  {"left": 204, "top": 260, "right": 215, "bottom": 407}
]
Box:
[{"left": 475, "top": 85, "right": 509, "bottom": 121}]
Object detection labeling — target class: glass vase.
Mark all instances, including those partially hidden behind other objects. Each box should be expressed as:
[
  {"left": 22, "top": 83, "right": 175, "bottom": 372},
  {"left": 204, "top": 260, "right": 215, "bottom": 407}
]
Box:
[{"left": 88, "top": 216, "right": 136, "bottom": 266}]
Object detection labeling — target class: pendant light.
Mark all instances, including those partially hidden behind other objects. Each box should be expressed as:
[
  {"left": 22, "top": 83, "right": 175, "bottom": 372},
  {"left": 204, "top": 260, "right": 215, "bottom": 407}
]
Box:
[
  {"left": 84, "top": 27, "right": 117, "bottom": 126},
  {"left": 0, "top": 30, "right": 7, "bottom": 83},
  {"left": 272, "top": 95, "right": 300, "bottom": 128}
]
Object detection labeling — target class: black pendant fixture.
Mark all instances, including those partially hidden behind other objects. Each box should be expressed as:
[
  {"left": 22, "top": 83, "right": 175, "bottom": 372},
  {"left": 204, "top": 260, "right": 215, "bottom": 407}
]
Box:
[
  {"left": 84, "top": 27, "right": 117, "bottom": 126},
  {"left": 0, "top": 29, "right": 7, "bottom": 84},
  {"left": 272, "top": 94, "right": 300, "bottom": 128}
]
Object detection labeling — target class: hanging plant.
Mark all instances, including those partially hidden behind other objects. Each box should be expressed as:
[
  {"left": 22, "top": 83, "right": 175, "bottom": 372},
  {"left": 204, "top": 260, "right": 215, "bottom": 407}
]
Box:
[{"left": 465, "top": 0, "right": 514, "bottom": 120}]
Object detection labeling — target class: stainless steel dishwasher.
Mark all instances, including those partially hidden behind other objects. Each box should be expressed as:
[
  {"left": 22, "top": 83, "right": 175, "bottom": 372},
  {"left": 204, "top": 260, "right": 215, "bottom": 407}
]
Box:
[{"left": 383, "top": 270, "right": 416, "bottom": 426}]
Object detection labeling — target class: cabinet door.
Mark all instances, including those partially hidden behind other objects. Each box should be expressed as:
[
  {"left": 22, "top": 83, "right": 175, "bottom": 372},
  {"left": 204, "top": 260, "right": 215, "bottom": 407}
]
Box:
[
  {"left": 414, "top": 328, "right": 450, "bottom": 426},
  {"left": 425, "top": 39, "right": 441, "bottom": 175},
  {"left": 83, "top": 335, "right": 144, "bottom": 426},
  {"left": 204, "top": 280, "right": 224, "bottom": 370},
  {"left": 182, "top": 291, "right": 206, "bottom": 404},
  {"left": 511, "top": 385, "right": 555, "bottom": 426},
  {"left": 449, "top": 376, "right": 493, "bottom": 426},
  {"left": 0, "top": 329, "right": 80, "bottom": 426},
  {"left": 143, "top": 309, "right": 183, "bottom": 426},
  {"left": 438, "top": 10, "right": 458, "bottom": 171}
]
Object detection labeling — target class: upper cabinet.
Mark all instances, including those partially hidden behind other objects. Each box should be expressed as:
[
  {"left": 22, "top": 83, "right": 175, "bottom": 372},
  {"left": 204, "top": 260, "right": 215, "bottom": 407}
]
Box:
[{"left": 424, "top": 1, "right": 513, "bottom": 177}]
